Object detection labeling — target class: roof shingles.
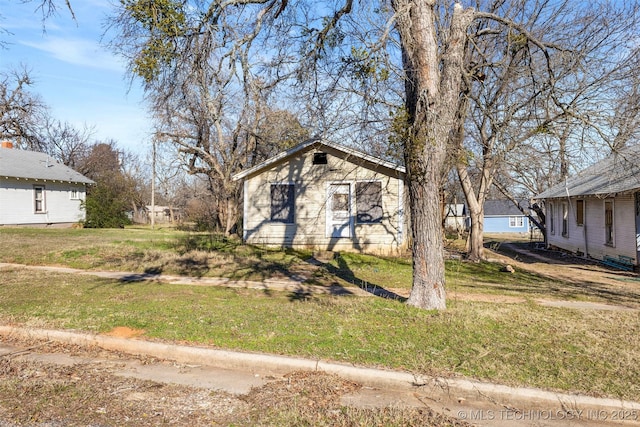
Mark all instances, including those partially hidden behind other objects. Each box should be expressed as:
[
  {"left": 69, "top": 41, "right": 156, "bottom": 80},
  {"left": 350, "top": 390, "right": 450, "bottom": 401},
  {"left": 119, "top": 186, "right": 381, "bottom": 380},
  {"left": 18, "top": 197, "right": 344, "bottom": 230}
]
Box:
[
  {"left": 0, "top": 148, "right": 94, "bottom": 184},
  {"left": 536, "top": 144, "right": 640, "bottom": 199}
]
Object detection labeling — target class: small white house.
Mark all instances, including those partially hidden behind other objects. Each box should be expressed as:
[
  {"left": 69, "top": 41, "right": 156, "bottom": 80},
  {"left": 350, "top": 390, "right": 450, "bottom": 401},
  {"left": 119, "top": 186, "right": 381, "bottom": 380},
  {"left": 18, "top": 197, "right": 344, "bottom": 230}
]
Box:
[
  {"left": 535, "top": 143, "right": 640, "bottom": 268},
  {"left": 232, "top": 138, "right": 407, "bottom": 253},
  {"left": 443, "top": 203, "right": 468, "bottom": 232},
  {"left": 146, "top": 205, "right": 181, "bottom": 223},
  {"left": 0, "top": 143, "right": 94, "bottom": 227}
]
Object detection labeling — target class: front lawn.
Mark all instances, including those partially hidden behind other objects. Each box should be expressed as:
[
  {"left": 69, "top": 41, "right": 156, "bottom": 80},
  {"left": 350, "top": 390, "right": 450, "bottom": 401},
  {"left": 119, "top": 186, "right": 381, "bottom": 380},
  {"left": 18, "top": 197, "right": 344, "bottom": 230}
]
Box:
[{"left": 1, "top": 227, "right": 639, "bottom": 401}]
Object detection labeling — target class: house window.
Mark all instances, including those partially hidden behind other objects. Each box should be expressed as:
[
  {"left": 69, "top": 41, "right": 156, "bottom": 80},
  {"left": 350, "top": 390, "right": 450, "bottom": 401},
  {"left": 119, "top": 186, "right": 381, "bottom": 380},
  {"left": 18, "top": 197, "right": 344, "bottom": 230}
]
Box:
[
  {"left": 356, "top": 181, "right": 382, "bottom": 223},
  {"left": 605, "top": 200, "right": 614, "bottom": 245},
  {"left": 70, "top": 189, "right": 80, "bottom": 200},
  {"left": 509, "top": 216, "right": 523, "bottom": 228},
  {"left": 34, "top": 185, "right": 45, "bottom": 213},
  {"left": 549, "top": 202, "right": 555, "bottom": 235},
  {"left": 332, "top": 192, "right": 349, "bottom": 212},
  {"left": 576, "top": 199, "right": 584, "bottom": 226},
  {"left": 313, "top": 152, "right": 328, "bottom": 165},
  {"left": 561, "top": 202, "right": 569, "bottom": 237},
  {"left": 270, "top": 184, "right": 294, "bottom": 223}
]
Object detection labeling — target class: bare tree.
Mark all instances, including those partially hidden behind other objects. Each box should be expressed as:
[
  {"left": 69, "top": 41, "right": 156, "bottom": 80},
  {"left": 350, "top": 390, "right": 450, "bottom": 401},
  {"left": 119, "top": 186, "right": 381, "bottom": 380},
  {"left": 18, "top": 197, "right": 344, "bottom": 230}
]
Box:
[
  {"left": 106, "top": 0, "right": 640, "bottom": 310},
  {"left": 452, "top": 1, "right": 640, "bottom": 261},
  {"left": 36, "top": 116, "right": 93, "bottom": 168},
  {"left": 0, "top": 68, "right": 47, "bottom": 148},
  {"left": 109, "top": 0, "right": 313, "bottom": 234}
]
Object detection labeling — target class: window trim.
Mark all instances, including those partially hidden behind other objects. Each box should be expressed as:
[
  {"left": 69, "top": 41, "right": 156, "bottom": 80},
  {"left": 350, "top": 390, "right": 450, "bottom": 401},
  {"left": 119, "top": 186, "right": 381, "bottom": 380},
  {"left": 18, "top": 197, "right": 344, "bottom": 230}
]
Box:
[
  {"left": 549, "top": 202, "right": 555, "bottom": 235},
  {"left": 70, "top": 188, "right": 81, "bottom": 200},
  {"left": 561, "top": 202, "right": 569, "bottom": 238},
  {"left": 270, "top": 183, "right": 295, "bottom": 224},
  {"left": 355, "top": 180, "right": 383, "bottom": 224},
  {"left": 34, "top": 185, "right": 46, "bottom": 214},
  {"left": 576, "top": 199, "right": 584, "bottom": 226},
  {"left": 604, "top": 199, "right": 614, "bottom": 246},
  {"left": 508, "top": 216, "right": 524, "bottom": 228}
]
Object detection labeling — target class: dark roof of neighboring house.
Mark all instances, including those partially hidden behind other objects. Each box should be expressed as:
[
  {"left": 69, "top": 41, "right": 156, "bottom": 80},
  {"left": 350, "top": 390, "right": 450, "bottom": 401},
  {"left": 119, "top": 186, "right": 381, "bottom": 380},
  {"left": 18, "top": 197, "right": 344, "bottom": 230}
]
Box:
[
  {"left": 232, "top": 138, "right": 405, "bottom": 181},
  {"left": 0, "top": 147, "right": 94, "bottom": 184},
  {"left": 484, "top": 199, "right": 527, "bottom": 216},
  {"left": 536, "top": 143, "right": 640, "bottom": 199}
]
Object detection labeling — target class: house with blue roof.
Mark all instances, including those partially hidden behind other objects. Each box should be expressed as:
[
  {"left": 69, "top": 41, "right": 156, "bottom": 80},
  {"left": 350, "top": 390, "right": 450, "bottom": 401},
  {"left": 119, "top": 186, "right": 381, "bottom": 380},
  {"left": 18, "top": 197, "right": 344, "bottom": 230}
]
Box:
[{"left": 0, "top": 142, "right": 94, "bottom": 227}]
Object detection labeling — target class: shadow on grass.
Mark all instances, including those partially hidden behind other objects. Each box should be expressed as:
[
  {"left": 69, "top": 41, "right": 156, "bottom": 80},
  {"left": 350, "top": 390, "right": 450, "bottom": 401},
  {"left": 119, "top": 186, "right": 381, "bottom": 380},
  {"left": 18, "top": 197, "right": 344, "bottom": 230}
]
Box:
[
  {"left": 286, "top": 282, "right": 359, "bottom": 301},
  {"left": 323, "top": 254, "right": 407, "bottom": 302},
  {"left": 116, "top": 266, "right": 164, "bottom": 284},
  {"left": 453, "top": 241, "right": 640, "bottom": 308},
  {"left": 171, "top": 232, "right": 317, "bottom": 285},
  {"left": 173, "top": 257, "right": 210, "bottom": 278},
  {"left": 172, "top": 232, "right": 240, "bottom": 254}
]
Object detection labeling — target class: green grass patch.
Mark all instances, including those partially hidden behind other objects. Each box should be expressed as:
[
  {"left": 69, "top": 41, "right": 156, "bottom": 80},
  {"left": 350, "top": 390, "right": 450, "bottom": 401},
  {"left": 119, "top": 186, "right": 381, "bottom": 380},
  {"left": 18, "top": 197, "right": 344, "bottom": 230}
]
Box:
[
  {"left": 0, "top": 267, "right": 638, "bottom": 401},
  {"left": 0, "top": 227, "right": 312, "bottom": 282},
  {"left": 1, "top": 227, "right": 639, "bottom": 401},
  {"left": 2, "top": 226, "right": 639, "bottom": 305}
]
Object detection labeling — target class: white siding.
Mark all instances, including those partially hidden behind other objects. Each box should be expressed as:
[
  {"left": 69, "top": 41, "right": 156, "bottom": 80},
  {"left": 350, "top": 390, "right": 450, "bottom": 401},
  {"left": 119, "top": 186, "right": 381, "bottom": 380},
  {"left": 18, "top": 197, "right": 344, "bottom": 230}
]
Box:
[
  {"left": 0, "top": 178, "right": 87, "bottom": 226},
  {"left": 546, "top": 194, "right": 637, "bottom": 264},
  {"left": 243, "top": 147, "right": 406, "bottom": 253}
]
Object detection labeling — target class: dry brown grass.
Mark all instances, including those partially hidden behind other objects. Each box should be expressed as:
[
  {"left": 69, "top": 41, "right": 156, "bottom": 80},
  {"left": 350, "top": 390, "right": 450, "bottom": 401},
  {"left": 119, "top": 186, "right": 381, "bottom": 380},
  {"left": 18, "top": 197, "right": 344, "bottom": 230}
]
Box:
[{"left": 0, "top": 337, "right": 469, "bottom": 427}]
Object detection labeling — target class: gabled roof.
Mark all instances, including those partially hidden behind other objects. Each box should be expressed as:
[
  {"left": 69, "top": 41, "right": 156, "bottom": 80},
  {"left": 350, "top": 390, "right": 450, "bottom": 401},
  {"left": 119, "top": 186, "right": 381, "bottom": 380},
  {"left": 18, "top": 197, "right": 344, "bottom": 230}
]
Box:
[
  {"left": 232, "top": 138, "right": 405, "bottom": 181},
  {"left": 484, "top": 199, "right": 528, "bottom": 216},
  {"left": 0, "top": 147, "right": 94, "bottom": 184},
  {"left": 536, "top": 143, "right": 640, "bottom": 199}
]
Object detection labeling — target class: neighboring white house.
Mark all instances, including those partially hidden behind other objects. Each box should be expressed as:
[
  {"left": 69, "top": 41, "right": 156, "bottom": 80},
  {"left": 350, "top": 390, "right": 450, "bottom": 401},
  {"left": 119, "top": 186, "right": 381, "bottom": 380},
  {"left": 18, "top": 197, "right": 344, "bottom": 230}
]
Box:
[
  {"left": 146, "top": 205, "right": 181, "bottom": 223},
  {"left": 0, "top": 142, "right": 94, "bottom": 227},
  {"left": 535, "top": 143, "right": 640, "bottom": 268},
  {"left": 232, "top": 138, "right": 407, "bottom": 253},
  {"left": 443, "top": 203, "right": 468, "bottom": 232}
]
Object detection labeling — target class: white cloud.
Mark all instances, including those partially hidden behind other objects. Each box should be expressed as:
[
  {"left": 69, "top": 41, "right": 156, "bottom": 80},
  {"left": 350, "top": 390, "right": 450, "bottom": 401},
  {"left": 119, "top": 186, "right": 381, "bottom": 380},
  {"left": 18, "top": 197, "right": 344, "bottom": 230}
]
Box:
[{"left": 20, "top": 36, "right": 125, "bottom": 72}]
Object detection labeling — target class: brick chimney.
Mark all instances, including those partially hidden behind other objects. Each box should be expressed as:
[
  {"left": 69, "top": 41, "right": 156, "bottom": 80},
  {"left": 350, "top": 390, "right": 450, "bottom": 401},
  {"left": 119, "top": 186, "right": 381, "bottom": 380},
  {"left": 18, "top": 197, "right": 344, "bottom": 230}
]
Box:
[{"left": 1, "top": 141, "right": 13, "bottom": 149}]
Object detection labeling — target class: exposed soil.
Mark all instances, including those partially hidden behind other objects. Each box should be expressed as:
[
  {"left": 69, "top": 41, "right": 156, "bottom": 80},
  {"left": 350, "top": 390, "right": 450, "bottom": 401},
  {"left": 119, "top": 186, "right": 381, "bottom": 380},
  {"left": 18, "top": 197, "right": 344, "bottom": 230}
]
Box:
[
  {"left": 383, "top": 243, "right": 640, "bottom": 309},
  {"left": 489, "top": 242, "right": 637, "bottom": 287},
  {"left": 0, "top": 335, "right": 468, "bottom": 427},
  {"left": 103, "top": 326, "right": 146, "bottom": 338},
  {"left": 490, "top": 242, "right": 640, "bottom": 308}
]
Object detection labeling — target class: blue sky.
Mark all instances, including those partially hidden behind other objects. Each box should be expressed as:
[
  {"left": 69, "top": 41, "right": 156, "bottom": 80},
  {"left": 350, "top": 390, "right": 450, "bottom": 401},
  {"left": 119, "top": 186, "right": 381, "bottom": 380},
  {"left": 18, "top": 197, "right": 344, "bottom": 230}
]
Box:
[{"left": 0, "top": 0, "right": 151, "bottom": 155}]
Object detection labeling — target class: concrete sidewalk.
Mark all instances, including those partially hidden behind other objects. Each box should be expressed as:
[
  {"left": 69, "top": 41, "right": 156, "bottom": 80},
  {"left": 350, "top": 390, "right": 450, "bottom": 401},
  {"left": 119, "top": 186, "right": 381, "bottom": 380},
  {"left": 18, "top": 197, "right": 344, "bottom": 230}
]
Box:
[
  {"left": 4, "top": 262, "right": 638, "bottom": 312},
  {"left": 0, "top": 262, "right": 369, "bottom": 296},
  {"left": 1, "top": 325, "right": 638, "bottom": 427}
]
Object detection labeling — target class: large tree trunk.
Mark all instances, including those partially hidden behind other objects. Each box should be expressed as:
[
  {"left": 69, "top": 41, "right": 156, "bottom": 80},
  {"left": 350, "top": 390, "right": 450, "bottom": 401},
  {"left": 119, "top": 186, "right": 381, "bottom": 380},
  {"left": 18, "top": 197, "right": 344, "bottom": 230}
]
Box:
[
  {"left": 394, "top": 1, "right": 474, "bottom": 310},
  {"left": 456, "top": 161, "right": 487, "bottom": 262},
  {"left": 466, "top": 209, "right": 484, "bottom": 261},
  {"left": 224, "top": 196, "right": 238, "bottom": 235},
  {"left": 406, "top": 169, "right": 447, "bottom": 309}
]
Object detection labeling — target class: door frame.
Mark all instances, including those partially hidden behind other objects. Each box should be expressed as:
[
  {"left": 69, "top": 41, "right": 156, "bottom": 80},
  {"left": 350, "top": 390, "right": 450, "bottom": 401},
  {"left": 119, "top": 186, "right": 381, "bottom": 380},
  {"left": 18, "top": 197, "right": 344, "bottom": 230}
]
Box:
[{"left": 326, "top": 182, "right": 353, "bottom": 238}]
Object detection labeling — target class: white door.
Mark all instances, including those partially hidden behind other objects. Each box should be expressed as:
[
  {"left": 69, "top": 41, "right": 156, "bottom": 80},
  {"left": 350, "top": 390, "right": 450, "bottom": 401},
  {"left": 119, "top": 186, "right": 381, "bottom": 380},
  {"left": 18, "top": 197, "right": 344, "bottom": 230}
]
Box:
[{"left": 327, "top": 184, "right": 352, "bottom": 238}]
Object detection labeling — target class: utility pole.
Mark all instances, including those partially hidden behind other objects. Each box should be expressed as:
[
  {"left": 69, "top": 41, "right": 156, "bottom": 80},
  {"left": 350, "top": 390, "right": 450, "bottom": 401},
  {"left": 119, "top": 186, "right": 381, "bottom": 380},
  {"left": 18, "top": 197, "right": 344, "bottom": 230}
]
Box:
[{"left": 151, "top": 139, "right": 156, "bottom": 230}]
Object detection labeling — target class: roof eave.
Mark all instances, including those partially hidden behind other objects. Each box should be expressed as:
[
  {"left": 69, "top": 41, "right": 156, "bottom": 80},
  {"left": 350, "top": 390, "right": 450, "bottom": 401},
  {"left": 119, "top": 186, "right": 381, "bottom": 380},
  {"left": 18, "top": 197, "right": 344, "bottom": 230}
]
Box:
[{"left": 232, "top": 138, "right": 406, "bottom": 181}]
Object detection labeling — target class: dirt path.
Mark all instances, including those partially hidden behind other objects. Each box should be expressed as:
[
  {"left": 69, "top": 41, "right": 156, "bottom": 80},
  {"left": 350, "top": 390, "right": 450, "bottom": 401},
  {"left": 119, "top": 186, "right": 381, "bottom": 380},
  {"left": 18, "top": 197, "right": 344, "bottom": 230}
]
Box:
[
  {"left": 3, "top": 243, "right": 639, "bottom": 311},
  {"left": 490, "top": 242, "right": 638, "bottom": 289}
]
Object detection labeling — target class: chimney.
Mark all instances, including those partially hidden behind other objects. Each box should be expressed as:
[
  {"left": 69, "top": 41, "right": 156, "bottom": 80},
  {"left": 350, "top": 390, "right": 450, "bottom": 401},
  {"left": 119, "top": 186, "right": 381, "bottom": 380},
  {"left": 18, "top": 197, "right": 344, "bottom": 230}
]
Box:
[{"left": 1, "top": 141, "right": 13, "bottom": 149}]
